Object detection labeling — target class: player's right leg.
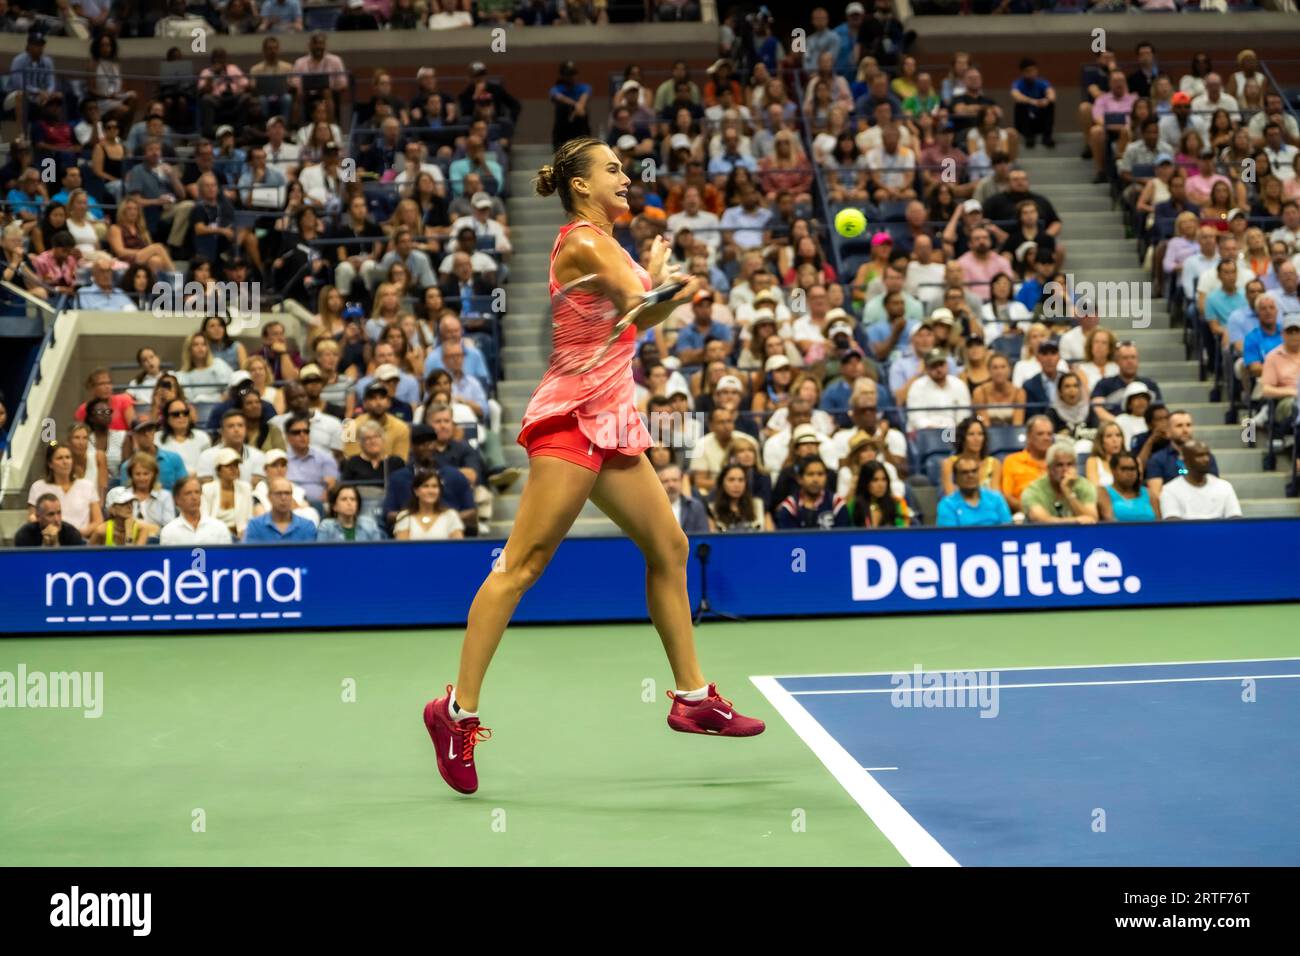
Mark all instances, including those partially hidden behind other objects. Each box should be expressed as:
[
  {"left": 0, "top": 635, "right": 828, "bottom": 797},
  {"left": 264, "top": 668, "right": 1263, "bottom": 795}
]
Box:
[{"left": 425, "top": 452, "right": 598, "bottom": 794}]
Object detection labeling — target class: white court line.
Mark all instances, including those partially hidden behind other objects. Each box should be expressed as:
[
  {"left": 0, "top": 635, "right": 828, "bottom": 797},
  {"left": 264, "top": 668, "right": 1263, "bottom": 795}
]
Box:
[
  {"left": 750, "top": 676, "right": 959, "bottom": 868},
  {"left": 790, "top": 674, "right": 1300, "bottom": 695},
  {"left": 768, "top": 656, "right": 1300, "bottom": 680}
]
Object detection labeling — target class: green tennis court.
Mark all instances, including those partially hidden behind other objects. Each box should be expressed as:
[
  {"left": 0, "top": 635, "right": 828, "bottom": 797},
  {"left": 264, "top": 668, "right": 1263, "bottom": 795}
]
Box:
[{"left": 2, "top": 604, "right": 1295, "bottom": 867}]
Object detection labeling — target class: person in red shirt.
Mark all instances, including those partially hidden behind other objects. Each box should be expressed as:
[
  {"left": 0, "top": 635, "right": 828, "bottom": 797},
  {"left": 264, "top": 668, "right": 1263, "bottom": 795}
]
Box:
[{"left": 74, "top": 366, "right": 136, "bottom": 432}]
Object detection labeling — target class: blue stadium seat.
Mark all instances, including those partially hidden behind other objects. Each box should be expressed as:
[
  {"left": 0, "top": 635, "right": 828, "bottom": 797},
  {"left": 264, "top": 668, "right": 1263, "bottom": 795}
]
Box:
[
  {"left": 878, "top": 201, "right": 909, "bottom": 223},
  {"left": 911, "top": 428, "right": 950, "bottom": 484},
  {"left": 1129, "top": 164, "right": 1155, "bottom": 181},
  {"left": 987, "top": 425, "right": 1027, "bottom": 459}
]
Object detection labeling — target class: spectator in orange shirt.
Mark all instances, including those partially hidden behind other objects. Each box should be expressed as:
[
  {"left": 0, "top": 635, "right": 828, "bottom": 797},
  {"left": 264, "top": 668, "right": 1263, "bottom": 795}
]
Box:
[
  {"left": 664, "top": 160, "right": 725, "bottom": 216},
  {"left": 1000, "top": 414, "right": 1053, "bottom": 514},
  {"left": 613, "top": 184, "right": 667, "bottom": 228}
]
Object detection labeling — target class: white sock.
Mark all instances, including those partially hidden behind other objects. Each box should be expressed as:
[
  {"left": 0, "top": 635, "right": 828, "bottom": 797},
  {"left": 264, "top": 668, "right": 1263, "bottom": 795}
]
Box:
[
  {"left": 449, "top": 688, "right": 477, "bottom": 721},
  {"left": 675, "top": 684, "right": 710, "bottom": 702}
]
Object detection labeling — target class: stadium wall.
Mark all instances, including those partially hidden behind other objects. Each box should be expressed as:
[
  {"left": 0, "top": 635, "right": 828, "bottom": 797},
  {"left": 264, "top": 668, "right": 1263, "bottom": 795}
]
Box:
[{"left": 4, "top": 519, "right": 1297, "bottom": 635}]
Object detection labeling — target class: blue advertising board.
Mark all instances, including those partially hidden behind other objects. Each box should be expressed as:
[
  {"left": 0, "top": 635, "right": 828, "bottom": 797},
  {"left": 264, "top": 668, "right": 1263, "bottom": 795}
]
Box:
[{"left": 2, "top": 520, "right": 1297, "bottom": 635}]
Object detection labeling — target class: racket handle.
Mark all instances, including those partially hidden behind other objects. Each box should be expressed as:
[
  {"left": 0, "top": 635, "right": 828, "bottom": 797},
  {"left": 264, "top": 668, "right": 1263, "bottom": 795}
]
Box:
[{"left": 641, "top": 280, "right": 687, "bottom": 308}]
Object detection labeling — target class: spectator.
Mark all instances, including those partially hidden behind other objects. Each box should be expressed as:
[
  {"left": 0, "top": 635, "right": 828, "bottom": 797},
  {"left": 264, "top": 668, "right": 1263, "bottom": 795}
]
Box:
[
  {"left": 1091, "top": 342, "right": 1163, "bottom": 419},
  {"left": 955, "top": 227, "right": 1015, "bottom": 301},
  {"left": 289, "top": 33, "right": 348, "bottom": 120},
  {"left": 337, "top": 0, "right": 380, "bottom": 29},
  {"left": 259, "top": 0, "right": 303, "bottom": 31},
  {"left": 1159, "top": 441, "right": 1242, "bottom": 520},
  {"left": 845, "top": 460, "right": 912, "bottom": 528},
  {"left": 937, "top": 455, "right": 1013, "bottom": 527},
  {"left": 252, "top": 449, "right": 320, "bottom": 524},
  {"left": 393, "top": 468, "right": 464, "bottom": 539},
  {"left": 708, "top": 462, "right": 772, "bottom": 532},
  {"left": 1010, "top": 58, "right": 1055, "bottom": 149},
  {"left": 1089, "top": 70, "right": 1137, "bottom": 183},
  {"left": 906, "top": 348, "right": 971, "bottom": 431},
  {"left": 1022, "top": 440, "right": 1098, "bottom": 524},
  {"left": 120, "top": 418, "right": 186, "bottom": 491},
  {"left": 28, "top": 441, "right": 101, "bottom": 540},
  {"left": 90, "top": 486, "right": 157, "bottom": 546},
  {"left": 75, "top": 255, "right": 138, "bottom": 311},
  {"left": 14, "top": 493, "right": 85, "bottom": 547},
  {"left": 1001, "top": 414, "right": 1053, "bottom": 513},
  {"left": 773, "top": 456, "right": 847, "bottom": 529},
  {"left": 159, "top": 476, "right": 233, "bottom": 544},
  {"left": 283, "top": 411, "right": 339, "bottom": 507},
  {"left": 6, "top": 30, "right": 56, "bottom": 129},
  {"left": 245, "top": 477, "right": 318, "bottom": 541},
  {"left": 939, "top": 417, "right": 1003, "bottom": 496},
  {"left": 689, "top": 405, "right": 759, "bottom": 497},
  {"left": 198, "top": 410, "right": 267, "bottom": 484},
  {"left": 1260, "top": 313, "right": 1300, "bottom": 426},
  {"left": 719, "top": 186, "right": 772, "bottom": 251},
  {"left": 317, "top": 484, "right": 385, "bottom": 542},
  {"left": 1159, "top": 92, "right": 1209, "bottom": 158},
  {"left": 1096, "top": 451, "right": 1158, "bottom": 523},
  {"left": 179, "top": 331, "right": 235, "bottom": 403},
  {"left": 29, "top": 231, "right": 81, "bottom": 300},
  {"left": 1145, "top": 409, "right": 1220, "bottom": 502},
  {"left": 342, "top": 381, "right": 411, "bottom": 460}
]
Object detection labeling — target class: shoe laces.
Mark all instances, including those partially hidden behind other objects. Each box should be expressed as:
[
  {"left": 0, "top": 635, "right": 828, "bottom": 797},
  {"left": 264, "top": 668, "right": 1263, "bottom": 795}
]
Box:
[{"left": 456, "top": 721, "right": 492, "bottom": 762}]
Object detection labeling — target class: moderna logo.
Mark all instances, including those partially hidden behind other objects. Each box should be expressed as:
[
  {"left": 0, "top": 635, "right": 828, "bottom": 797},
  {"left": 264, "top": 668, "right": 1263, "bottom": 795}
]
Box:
[
  {"left": 43, "top": 558, "right": 305, "bottom": 625},
  {"left": 850, "top": 541, "right": 1142, "bottom": 602}
]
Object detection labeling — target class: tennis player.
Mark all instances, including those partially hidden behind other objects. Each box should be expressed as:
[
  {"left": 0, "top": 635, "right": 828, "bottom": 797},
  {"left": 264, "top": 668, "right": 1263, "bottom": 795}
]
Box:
[{"left": 424, "top": 138, "right": 765, "bottom": 794}]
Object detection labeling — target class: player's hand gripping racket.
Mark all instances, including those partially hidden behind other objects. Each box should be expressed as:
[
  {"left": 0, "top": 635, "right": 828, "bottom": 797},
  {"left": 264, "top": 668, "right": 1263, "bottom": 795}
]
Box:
[{"left": 548, "top": 273, "right": 688, "bottom": 376}]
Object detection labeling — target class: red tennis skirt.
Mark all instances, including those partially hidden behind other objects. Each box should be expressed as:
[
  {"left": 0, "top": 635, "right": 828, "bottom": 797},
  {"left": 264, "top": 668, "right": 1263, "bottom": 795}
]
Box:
[{"left": 521, "top": 413, "right": 633, "bottom": 474}]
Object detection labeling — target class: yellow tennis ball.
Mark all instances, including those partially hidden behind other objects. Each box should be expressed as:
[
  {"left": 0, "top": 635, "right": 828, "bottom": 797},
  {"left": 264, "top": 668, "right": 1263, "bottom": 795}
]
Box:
[{"left": 835, "top": 208, "right": 867, "bottom": 238}]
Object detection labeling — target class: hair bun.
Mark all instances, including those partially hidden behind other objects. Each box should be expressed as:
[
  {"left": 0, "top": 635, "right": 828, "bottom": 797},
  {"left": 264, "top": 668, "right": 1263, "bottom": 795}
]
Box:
[{"left": 534, "top": 164, "right": 557, "bottom": 197}]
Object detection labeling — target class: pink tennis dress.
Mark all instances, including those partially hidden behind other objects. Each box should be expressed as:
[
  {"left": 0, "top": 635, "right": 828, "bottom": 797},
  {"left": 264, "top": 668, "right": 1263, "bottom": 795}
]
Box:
[{"left": 516, "top": 219, "right": 653, "bottom": 468}]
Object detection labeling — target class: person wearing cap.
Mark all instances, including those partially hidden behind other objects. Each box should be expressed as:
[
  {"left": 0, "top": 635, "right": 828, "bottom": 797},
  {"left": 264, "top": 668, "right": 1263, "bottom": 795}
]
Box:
[
  {"left": 672, "top": 289, "right": 733, "bottom": 373},
  {"left": 1159, "top": 90, "right": 1209, "bottom": 158},
  {"left": 888, "top": 315, "right": 946, "bottom": 402},
  {"left": 457, "top": 61, "right": 520, "bottom": 126},
  {"left": 75, "top": 254, "right": 138, "bottom": 311},
  {"left": 1185, "top": 146, "right": 1232, "bottom": 208},
  {"left": 200, "top": 445, "right": 260, "bottom": 538},
  {"left": 449, "top": 191, "right": 513, "bottom": 257},
  {"left": 261, "top": 113, "right": 301, "bottom": 178},
  {"left": 820, "top": 344, "right": 872, "bottom": 425},
  {"left": 243, "top": 476, "right": 318, "bottom": 542},
  {"left": 336, "top": 0, "right": 380, "bottom": 29},
  {"left": 1090, "top": 341, "right": 1164, "bottom": 420},
  {"left": 88, "top": 486, "right": 157, "bottom": 546},
  {"left": 1113, "top": 381, "right": 1155, "bottom": 448},
  {"left": 763, "top": 398, "right": 836, "bottom": 479},
  {"left": 120, "top": 419, "right": 187, "bottom": 493},
  {"left": 1260, "top": 312, "right": 1300, "bottom": 427},
  {"left": 198, "top": 409, "right": 268, "bottom": 485},
  {"left": 5, "top": 31, "right": 56, "bottom": 127},
  {"left": 905, "top": 346, "right": 972, "bottom": 431}
]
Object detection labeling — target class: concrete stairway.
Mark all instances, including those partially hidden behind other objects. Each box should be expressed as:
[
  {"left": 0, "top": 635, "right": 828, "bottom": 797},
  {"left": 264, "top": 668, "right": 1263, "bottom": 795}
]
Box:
[
  {"left": 1015, "top": 131, "right": 1298, "bottom": 517},
  {"left": 494, "top": 144, "right": 622, "bottom": 536}
]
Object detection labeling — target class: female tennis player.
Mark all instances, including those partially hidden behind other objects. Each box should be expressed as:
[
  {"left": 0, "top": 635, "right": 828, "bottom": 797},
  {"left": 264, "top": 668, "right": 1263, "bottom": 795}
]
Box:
[{"left": 424, "top": 138, "right": 765, "bottom": 794}]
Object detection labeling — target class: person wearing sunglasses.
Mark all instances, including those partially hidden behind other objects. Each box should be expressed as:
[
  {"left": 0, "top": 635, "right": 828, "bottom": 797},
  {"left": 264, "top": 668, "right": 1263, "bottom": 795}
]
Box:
[{"left": 282, "top": 411, "right": 338, "bottom": 516}]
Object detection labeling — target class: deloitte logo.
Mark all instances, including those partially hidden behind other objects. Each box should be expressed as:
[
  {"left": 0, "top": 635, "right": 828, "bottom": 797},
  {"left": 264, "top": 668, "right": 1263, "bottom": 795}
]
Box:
[
  {"left": 850, "top": 541, "right": 1141, "bottom": 602},
  {"left": 43, "top": 558, "right": 305, "bottom": 624}
]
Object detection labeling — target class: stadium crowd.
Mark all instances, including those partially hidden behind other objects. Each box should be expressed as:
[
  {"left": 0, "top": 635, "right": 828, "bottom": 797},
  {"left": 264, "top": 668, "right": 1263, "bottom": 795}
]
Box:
[{"left": 8, "top": 4, "right": 1296, "bottom": 547}]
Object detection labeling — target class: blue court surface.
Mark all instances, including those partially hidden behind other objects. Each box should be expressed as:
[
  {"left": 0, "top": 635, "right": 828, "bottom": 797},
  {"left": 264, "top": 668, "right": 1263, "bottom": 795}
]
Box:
[{"left": 752, "top": 659, "right": 1300, "bottom": 867}]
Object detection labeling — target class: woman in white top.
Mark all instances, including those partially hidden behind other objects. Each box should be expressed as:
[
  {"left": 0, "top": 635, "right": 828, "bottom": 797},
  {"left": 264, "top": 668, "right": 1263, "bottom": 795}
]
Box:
[
  {"left": 201, "top": 451, "right": 260, "bottom": 539},
  {"left": 27, "top": 442, "right": 102, "bottom": 539},
  {"left": 1012, "top": 322, "right": 1050, "bottom": 388},
  {"left": 127, "top": 346, "right": 163, "bottom": 409},
  {"left": 157, "top": 397, "right": 211, "bottom": 475},
  {"left": 394, "top": 468, "right": 464, "bottom": 540},
  {"left": 65, "top": 190, "right": 103, "bottom": 257},
  {"left": 179, "top": 332, "right": 235, "bottom": 403},
  {"left": 1086, "top": 421, "right": 1126, "bottom": 489},
  {"left": 981, "top": 274, "right": 1033, "bottom": 344},
  {"left": 245, "top": 354, "right": 284, "bottom": 415},
  {"left": 66, "top": 421, "right": 106, "bottom": 500},
  {"left": 1072, "top": 326, "right": 1120, "bottom": 398},
  {"left": 428, "top": 0, "right": 472, "bottom": 29}
]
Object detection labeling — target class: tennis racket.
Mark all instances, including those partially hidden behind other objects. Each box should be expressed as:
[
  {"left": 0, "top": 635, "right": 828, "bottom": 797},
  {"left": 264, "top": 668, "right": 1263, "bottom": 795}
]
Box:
[{"left": 547, "top": 272, "right": 688, "bottom": 376}]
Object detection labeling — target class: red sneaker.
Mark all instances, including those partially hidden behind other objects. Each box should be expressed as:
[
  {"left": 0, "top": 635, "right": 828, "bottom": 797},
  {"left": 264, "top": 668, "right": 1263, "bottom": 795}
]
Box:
[
  {"left": 423, "top": 686, "right": 492, "bottom": 794},
  {"left": 666, "top": 684, "right": 766, "bottom": 737}
]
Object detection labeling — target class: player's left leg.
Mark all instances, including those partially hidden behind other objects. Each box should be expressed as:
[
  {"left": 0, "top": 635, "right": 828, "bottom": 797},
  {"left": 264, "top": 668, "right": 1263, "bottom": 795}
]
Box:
[{"left": 590, "top": 453, "right": 764, "bottom": 737}]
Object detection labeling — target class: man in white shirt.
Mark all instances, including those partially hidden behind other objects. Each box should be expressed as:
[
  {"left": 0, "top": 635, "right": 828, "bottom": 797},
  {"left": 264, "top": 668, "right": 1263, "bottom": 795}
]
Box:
[
  {"left": 1190, "top": 73, "right": 1240, "bottom": 124},
  {"left": 159, "top": 477, "right": 234, "bottom": 544},
  {"left": 719, "top": 186, "right": 771, "bottom": 251},
  {"left": 1159, "top": 441, "right": 1242, "bottom": 519},
  {"left": 865, "top": 126, "right": 917, "bottom": 204},
  {"left": 270, "top": 378, "right": 344, "bottom": 457},
  {"left": 263, "top": 115, "right": 301, "bottom": 178},
  {"left": 906, "top": 349, "right": 972, "bottom": 431},
  {"left": 1058, "top": 310, "right": 1101, "bottom": 364},
  {"left": 688, "top": 403, "right": 759, "bottom": 495},
  {"left": 666, "top": 186, "right": 722, "bottom": 253},
  {"left": 196, "top": 410, "right": 267, "bottom": 484},
  {"left": 1261, "top": 122, "right": 1298, "bottom": 185},
  {"left": 297, "top": 142, "right": 345, "bottom": 210}
]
